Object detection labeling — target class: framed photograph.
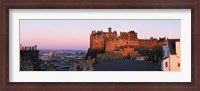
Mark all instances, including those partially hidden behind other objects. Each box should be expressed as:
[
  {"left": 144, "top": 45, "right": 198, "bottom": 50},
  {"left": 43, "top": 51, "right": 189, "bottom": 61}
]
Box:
[{"left": 1, "top": 0, "right": 199, "bottom": 91}]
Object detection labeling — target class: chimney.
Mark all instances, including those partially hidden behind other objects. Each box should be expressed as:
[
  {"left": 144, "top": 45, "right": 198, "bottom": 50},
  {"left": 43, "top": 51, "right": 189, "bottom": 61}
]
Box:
[
  {"left": 108, "top": 27, "right": 112, "bottom": 33},
  {"left": 35, "top": 45, "right": 37, "bottom": 50},
  {"left": 20, "top": 44, "right": 22, "bottom": 50}
]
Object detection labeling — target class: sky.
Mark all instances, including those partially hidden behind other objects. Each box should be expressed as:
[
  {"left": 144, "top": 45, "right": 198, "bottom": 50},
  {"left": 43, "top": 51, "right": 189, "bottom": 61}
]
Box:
[{"left": 20, "top": 19, "right": 180, "bottom": 50}]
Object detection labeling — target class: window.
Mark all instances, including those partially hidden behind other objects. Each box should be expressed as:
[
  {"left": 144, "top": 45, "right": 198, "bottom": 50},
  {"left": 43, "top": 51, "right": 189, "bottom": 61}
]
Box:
[
  {"left": 165, "top": 62, "right": 168, "bottom": 67},
  {"left": 178, "top": 63, "right": 180, "bottom": 67}
]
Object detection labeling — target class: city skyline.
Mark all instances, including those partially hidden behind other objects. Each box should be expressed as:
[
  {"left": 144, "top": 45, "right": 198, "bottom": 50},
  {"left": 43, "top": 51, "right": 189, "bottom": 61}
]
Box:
[{"left": 20, "top": 19, "right": 180, "bottom": 50}]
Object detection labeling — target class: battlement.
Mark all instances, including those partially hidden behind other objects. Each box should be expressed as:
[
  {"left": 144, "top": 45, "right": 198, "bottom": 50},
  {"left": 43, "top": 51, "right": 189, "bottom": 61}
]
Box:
[
  {"left": 20, "top": 44, "right": 38, "bottom": 51},
  {"left": 90, "top": 27, "right": 136, "bottom": 39},
  {"left": 119, "top": 31, "right": 137, "bottom": 39}
]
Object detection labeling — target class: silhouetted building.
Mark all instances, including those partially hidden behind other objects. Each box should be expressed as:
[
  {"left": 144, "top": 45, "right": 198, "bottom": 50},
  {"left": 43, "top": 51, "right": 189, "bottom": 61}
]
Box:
[{"left": 20, "top": 44, "right": 40, "bottom": 71}]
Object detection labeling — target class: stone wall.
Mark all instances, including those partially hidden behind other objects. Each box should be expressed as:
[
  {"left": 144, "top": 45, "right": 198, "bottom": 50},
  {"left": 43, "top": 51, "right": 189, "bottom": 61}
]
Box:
[
  {"left": 90, "top": 35, "right": 105, "bottom": 50},
  {"left": 90, "top": 27, "right": 117, "bottom": 50},
  {"left": 105, "top": 39, "right": 139, "bottom": 52},
  {"left": 115, "top": 47, "right": 139, "bottom": 57},
  {"left": 138, "top": 39, "right": 157, "bottom": 48}
]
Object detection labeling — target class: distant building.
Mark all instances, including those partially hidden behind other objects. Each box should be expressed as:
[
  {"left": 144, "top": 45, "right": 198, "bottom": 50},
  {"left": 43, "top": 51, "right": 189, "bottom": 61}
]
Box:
[
  {"left": 39, "top": 51, "right": 54, "bottom": 61},
  {"left": 161, "top": 39, "right": 180, "bottom": 71}
]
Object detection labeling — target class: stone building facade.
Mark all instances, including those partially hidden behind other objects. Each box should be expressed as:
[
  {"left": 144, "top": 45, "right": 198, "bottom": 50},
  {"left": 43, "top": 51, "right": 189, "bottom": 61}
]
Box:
[{"left": 89, "top": 27, "right": 166, "bottom": 57}]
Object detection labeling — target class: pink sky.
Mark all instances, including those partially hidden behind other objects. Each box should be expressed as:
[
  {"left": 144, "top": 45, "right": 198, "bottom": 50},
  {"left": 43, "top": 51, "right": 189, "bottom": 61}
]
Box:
[{"left": 20, "top": 20, "right": 180, "bottom": 50}]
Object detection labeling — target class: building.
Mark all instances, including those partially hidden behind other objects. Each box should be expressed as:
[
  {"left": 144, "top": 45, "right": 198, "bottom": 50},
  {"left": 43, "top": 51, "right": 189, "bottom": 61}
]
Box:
[
  {"left": 161, "top": 39, "right": 180, "bottom": 71},
  {"left": 88, "top": 27, "right": 166, "bottom": 58},
  {"left": 20, "top": 44, "right": 39, "bottom": 62},
  {"left": 20, "top": 44, "right": 40, "bottom": 71},
  {"left": 39, "top": 51, "right": 54, "bottom": 61}
]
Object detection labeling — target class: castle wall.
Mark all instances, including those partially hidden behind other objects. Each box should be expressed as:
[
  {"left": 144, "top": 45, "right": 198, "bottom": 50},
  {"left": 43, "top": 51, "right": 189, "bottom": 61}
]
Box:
[
  {"left": 115, "top": 47, "right": 138, "bottom": 57},
  {"left": 90, "top": 36, "right": 105, "bottom": 50},
  {"left": 138, "top": 39, "right": 158, "bottom": 48},
  {"left": 105, "top": 39, "right": 139, "bottom": 52},
  {"left": 90, "top": 28, "right": 117, "bottom": 50}
]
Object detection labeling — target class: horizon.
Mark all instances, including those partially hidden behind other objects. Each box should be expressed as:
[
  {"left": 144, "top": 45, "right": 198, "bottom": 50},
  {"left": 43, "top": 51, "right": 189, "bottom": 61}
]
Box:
[
  {"left": 37, "top": 48, "right": 88, "bottom": 51},
  {"left": 20, "top": 19, "right": 180, "bottom": 50}
]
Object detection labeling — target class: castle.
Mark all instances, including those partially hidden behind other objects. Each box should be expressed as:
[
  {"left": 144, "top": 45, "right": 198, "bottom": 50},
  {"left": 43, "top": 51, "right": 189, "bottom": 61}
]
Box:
[{"left": 88, "top": 27, "right": 166, "bottom": 58}]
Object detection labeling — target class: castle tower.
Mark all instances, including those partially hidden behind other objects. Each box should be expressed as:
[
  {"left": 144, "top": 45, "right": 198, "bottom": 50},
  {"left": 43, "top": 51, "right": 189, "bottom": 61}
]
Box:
[
  {"left": 108, "top": 27, "right": 112, "bottom": 33},
  {"left": 90, "top": 30, "right": 105, "bottom": 50},
  {"left": 35, "top": 45, "right": 37, "bottom": 50},
  {"left": 129, "top": 31, "right": 138, "bottom": 39}
]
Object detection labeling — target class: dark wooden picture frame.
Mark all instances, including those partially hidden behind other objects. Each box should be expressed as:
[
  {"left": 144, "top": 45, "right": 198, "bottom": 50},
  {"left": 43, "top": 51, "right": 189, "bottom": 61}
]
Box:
[{"left": 0, "top": 0, "right": 199, "bottom": 91}]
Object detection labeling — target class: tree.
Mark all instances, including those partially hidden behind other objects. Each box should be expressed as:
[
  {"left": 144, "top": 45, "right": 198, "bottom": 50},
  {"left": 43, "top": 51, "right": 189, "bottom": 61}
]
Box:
[
  {"left": 135, "top": 47, "right": 149, "bottom": 56},
  {"left": 152, "top": 44, "right": 163, "bottom": 62}
]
